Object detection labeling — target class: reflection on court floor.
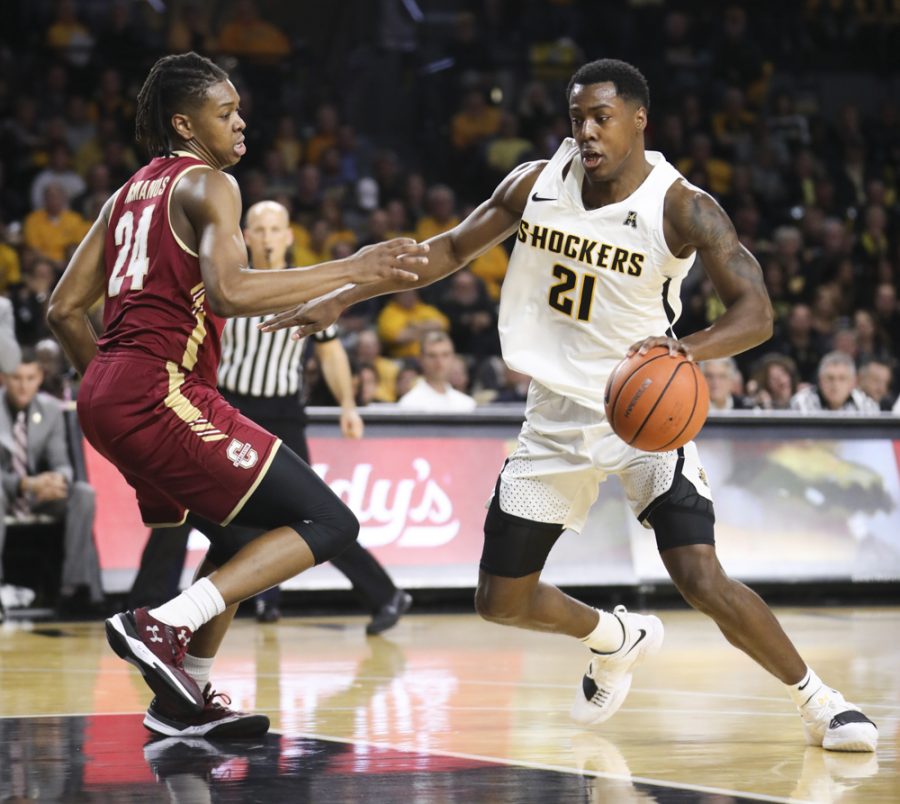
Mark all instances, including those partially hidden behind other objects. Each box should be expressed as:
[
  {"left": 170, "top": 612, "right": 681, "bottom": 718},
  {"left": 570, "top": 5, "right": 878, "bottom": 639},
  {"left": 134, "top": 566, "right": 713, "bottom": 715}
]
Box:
[{"left": 0, "top": 609, "right": 897, "bottom": 803}]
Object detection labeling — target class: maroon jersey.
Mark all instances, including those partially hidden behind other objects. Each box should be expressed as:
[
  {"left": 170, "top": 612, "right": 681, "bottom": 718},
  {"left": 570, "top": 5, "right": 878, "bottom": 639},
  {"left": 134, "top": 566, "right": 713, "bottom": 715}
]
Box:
[{"left": 98, "top": 154, "right": 225, "bottom": 386}]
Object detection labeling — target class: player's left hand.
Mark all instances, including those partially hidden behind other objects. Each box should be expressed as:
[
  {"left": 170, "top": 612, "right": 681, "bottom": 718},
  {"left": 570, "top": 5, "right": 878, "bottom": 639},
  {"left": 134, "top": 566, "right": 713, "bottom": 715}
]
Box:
[
  {"left": 626, "top": 336, "right": 693, "bottom": 360},
  {"left": 340, "top": 408, "right": 364, "bottom": 439},
  {"left": 260, "top": 294, "right": 344, "bottom": 338}
]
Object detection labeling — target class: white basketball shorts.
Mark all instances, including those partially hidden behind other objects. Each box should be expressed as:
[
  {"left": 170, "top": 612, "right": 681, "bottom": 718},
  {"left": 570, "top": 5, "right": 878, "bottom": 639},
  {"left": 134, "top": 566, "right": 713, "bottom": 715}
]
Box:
[{"left": 496, "top": 381, "right": 713, "bottom": 532}]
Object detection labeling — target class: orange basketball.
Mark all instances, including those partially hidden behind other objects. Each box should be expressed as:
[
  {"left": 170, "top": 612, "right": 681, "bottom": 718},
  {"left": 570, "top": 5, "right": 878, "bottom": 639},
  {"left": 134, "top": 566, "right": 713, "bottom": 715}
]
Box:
[{"left": 604, "top": 346, "right": 709, "bottom": 452}]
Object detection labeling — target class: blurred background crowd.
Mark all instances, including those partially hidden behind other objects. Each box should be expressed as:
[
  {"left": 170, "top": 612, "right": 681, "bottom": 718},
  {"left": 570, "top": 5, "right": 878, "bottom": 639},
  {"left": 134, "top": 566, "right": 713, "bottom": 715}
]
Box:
[{"left": 2, "top": 0, "right": 900, "bottom": 412}]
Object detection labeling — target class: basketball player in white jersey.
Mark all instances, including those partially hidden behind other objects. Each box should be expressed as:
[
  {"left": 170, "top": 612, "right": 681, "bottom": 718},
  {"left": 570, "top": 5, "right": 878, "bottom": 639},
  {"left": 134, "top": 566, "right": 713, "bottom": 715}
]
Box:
[{"left": 262, "top": 60, "right": 876, "bottom": 752}]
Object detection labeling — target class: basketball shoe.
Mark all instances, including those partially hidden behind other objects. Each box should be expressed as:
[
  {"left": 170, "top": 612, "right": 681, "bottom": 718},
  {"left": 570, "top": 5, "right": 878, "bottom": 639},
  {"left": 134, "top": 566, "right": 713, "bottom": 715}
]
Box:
[
  {"left": 144, "top": 683, "right": 270, "bottom": 738},
  {"left": 799, "top": 686, "right": 877, "bottom": 752},
  {"left": 106, "top": 608, "right": 205, "bottom": 712},
  {"left": 571, "top": 605, "right": 664, "bottom": 725}
]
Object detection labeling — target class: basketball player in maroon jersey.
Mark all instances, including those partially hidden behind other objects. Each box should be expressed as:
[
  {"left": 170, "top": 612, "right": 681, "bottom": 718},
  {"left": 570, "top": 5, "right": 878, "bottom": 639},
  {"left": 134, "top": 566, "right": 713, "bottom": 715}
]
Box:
[{"left": 46, "top": 52, "right": 427, "bottom": 738}]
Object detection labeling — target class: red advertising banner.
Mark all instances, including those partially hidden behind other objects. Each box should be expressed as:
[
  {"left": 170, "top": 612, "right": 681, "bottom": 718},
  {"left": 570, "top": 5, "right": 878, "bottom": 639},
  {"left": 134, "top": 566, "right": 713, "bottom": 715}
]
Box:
[{"left": 86, "top": 436, "right": 510, "bottom": 582}]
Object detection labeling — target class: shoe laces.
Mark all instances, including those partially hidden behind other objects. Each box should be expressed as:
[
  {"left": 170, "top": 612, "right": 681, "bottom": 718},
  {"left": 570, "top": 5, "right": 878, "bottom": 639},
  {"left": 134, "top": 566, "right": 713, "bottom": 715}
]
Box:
[
  {"left": 203, "top": 685, "right": 233, "bottom": 711},
  {"left": 801, "top": 687, "right": 848, "bottom": 724}
]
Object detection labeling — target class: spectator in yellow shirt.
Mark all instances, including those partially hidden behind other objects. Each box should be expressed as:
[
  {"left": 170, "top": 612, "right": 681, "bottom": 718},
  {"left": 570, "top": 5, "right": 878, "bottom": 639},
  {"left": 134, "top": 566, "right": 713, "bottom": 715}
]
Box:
[
  {"left": 377, "top": 290, "right": 449, "bottom": 359},
  {"left": 415, "top": 185, "right": 459, "bottom": 242},
  {"left": 0, "top": 234, "right": 22, "bottom": 293},
  {"left": 218, "top": 0, "right": 290, "bottom": 63},
  {"left": 451, "top": 90, "right": 501, "bottom": 151},
  {"left": 23, "top": 183, "right": 90, "bottom": 265},
  {"left": 676, "top": 133, "right": 733, "bottom": 197}
]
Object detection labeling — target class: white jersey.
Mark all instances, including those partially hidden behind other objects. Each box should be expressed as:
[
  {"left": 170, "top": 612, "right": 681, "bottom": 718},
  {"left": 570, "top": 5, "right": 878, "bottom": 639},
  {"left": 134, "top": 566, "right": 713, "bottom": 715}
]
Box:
[{"left": 498, "top": 139, "right": 695, "bottom": 410}]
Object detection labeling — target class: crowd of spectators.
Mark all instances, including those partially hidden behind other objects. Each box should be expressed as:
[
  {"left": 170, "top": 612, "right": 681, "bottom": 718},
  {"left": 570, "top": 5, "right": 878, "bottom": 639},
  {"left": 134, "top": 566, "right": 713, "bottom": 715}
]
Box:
[{"left": 1, "top": 0, "right": 899, "bottom": 414}]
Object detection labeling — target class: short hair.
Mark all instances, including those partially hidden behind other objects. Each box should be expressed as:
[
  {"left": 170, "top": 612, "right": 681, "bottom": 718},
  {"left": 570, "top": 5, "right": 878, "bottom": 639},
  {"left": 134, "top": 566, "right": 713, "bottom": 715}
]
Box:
[
  {"left": 18, "top": 345, "right": 39, "bottom": 366},
  {"left": 420, "top": 330, "right": 453, "bottom": 353},
  {"left": 818, "top": 351, "right": 856, "bottom": 377},
  {"left": 135, "top": 52, "right": 228, "bottom": 157},
  {"left": 701, "top": 357, "right": 739, "bottom": 377},
  {"left": 566, "top": 59, "right": 650, "bottom": 109}
]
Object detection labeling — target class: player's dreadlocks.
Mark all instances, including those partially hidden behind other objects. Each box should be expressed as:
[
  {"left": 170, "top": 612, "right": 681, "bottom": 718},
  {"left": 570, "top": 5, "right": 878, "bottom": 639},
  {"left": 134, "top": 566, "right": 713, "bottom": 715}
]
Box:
[{"left": 135, "top": 52, "right": 228, "bottom": 157}]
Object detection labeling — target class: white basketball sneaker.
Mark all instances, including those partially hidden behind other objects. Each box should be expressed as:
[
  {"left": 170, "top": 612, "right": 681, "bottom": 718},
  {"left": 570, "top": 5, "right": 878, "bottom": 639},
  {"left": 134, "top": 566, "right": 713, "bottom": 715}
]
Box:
[
  {"left": 800, "top": 687, "right": 877, "bottom": 753},
  {"left": 571, "top": 605, "right": 664, "bottom": 726}
]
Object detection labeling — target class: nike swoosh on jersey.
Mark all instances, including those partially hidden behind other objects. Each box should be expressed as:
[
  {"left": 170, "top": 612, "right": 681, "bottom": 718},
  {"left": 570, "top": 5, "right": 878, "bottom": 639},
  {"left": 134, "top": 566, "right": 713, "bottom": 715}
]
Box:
[
  {"left": 531, "top": 192, "right": 557, "bottom": 202},
  {"left": 622, "top": 628, "right": 647, "bottom": 657}
]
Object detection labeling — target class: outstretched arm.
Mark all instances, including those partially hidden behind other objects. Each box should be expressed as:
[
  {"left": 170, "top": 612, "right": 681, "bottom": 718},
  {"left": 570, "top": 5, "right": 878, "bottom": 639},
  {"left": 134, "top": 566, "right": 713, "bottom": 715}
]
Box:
[
  {"left": 181, "top": 170, "right": 427, "bottom": 317},
  {"left": 629, "top": 180, "right": 773, "bottom": 361},
  {"left": 47, "top": 197, "right": 113, "bottom": 374},
  {"left": 261, "top": 161, "right": 545, "bottom": 336}
]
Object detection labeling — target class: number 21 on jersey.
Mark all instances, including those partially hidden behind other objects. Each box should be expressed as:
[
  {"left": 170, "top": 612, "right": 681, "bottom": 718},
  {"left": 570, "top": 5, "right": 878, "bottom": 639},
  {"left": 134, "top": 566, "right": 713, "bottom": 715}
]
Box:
[
  {"left": 548, "top": 263, "right": 595, "bottom": 322},
  {"left": 109, "top": 205, "right": 155, "bottom": 296}
]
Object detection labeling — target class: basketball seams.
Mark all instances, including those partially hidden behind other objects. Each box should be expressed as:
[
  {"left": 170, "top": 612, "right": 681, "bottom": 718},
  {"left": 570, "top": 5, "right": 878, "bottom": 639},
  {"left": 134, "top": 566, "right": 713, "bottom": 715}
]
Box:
[
  {"left": 626, "top": 357, "right": 683, "bottom": 448},
  {"left": 655, "top": 361, "right": 700, "bottom": 451},
  {"left": 607, "top": 349, "right": 671, "bottom": 429}
]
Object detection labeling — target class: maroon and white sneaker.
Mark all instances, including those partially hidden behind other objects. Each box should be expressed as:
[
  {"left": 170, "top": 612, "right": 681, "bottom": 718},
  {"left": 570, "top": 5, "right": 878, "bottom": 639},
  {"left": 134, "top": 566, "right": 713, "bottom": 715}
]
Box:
[
  {"left": 144, "top": 683, "right": 270, "bottom": 738},
  {"left": 105, "top": 608, "right": 204, "bottom": 712}
]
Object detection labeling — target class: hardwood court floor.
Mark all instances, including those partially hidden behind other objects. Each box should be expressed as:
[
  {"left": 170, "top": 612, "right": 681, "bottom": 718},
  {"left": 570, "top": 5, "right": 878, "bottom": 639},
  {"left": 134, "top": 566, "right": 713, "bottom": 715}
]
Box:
[{"left": 1, "top": 606, "right": 897, "bottom": 802}]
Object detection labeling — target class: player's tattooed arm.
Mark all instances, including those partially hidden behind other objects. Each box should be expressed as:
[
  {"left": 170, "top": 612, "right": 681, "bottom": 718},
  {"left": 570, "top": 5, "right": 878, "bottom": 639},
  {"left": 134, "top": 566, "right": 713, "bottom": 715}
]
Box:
[{"left": 662, "top": 180, "right": 774, "bottom": 362}]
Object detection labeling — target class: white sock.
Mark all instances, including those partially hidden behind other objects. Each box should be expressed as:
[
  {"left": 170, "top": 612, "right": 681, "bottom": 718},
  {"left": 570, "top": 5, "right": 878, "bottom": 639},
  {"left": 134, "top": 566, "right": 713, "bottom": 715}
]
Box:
[
  {"left": 787, "top": 667, "right": 826, "bottom": 708},
  {"left": 149, "top": 577, "right": 226, "bottom": 633},
  {"left": 579, "top": 608, "right": 626, "bottom": 654},
  {"left": 183, "top": 653, "right": 214, "bottom": 689}
]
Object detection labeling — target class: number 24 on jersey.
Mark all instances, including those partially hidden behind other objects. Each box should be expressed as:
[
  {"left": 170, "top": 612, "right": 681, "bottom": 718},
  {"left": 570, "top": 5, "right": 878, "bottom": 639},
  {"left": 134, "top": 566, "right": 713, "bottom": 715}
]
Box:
[{"left": 109, "top": 205, "right": 155, "bottom": 297}]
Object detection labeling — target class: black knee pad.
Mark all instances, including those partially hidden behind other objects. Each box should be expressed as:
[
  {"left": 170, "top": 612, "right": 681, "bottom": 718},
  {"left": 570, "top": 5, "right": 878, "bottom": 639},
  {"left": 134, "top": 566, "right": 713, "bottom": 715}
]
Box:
[
  {"left": 480, "top": 493, "right": 564, "bottom": 578},
  {"left": 647, "top": 474, "right": 716, "bottom": 552},
  {"left": 289, "top": 504, "right": 360, "bottom": 565}
]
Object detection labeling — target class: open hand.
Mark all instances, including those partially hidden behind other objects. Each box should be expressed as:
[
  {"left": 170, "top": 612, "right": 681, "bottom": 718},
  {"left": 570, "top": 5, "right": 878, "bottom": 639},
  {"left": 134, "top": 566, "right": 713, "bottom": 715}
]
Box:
[
  {"left": 351, "top": 238, "right": 429, "bottom": 285},
  {"left": 260, "top": 293, "right": 343, "bottom": 337}
]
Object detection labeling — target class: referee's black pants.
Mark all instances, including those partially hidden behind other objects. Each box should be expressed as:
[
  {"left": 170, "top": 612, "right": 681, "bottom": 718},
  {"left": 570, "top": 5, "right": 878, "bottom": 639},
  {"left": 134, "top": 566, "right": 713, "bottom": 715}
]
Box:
[{"left": 128, "top": 393, "right": 398, "bottom": 612}]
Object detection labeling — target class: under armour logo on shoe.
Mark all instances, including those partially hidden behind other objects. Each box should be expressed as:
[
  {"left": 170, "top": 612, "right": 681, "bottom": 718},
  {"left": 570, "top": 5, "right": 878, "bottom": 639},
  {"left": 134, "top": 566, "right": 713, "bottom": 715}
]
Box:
[
  {"left": 177, "top": 629, "right": 189, "bottom": 644},
  {"left": 146, "top": 624, "right": 164, "bottom": 643},
  {"left": 623, "top": 211, "right": 637, "bottom": 228}
]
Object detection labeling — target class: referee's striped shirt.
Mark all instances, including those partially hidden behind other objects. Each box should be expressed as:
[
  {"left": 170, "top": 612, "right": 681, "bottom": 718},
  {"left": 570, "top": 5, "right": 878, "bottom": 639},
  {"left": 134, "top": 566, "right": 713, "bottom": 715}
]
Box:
[{"left": 217, "top": 316, "right": 338, "bottom": 398}]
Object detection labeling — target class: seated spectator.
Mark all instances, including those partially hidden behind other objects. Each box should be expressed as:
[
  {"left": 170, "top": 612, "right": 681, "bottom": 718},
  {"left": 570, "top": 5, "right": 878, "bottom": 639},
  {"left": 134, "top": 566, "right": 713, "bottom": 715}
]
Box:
[
  {"left": 398, "top": 332, "right": 477, "bottom": 412},
  {"left": 0, "top": 297, "right": 21, "bottom": 375},
  {"left": 415, "top": 185, "right": 460, "bottom": 242},
  {"left": 73, "top": 163, "right": 111, "bottom": 221},
  {"left": 35, "top": 339, "right": 73, "bottom": 401},
  {"left": 30, "top": 143, "right": 85, "bottom": 211},
  {"left": 486, "top": 113, "right": 535, "bottom": 176},
  {"left": 748, "top": 353, "right": 799, "bottom": 410},
  {"left": 676, "top": 133, "right": 733, "bottom": 196},
  {"left": 23, "top": 183, "right": 90, "bottom": 266},
  {"left": 702, "top": 357, "right": 748, "bottom": 410},
  {"left": 377, "top": 289, "right": 449, "bottom": 359},
  {"left": 451, "top": 89, "right": 501, "bottom": 153},
  {"left": 441, "top": 270, "right": 500, "bottom": 358},
  {"left": 790, "top": 351, "right": 880, "bottom": 413},
  {"left": 218, "top": 0, "right": 290, "bottom": 63},
  {"left": 0, "top": 224, "right": 22, "bottom": 293},
  {"left": 770, "top": 303, "right": 827, "bottom": 384},
  {"left": 395, "top": 361, "right": 421, "bottom": 400},
  {"left": 857, "top": 359, "right": 894, "bottom": 411},
  {"left": 0, "top": 347, "right": 103, "bottom": 611},
  {"left": 353, "top": 329, "right": 399, "bottom": 402},
  {"left": 10, "top": 258, "right": 57, "bottom": 346},
  {"left": 354, "top": 363, "right": 380, "bottom": 407},
  {"left": 305, "top": 103, "right": 340, "bottom": 167}
]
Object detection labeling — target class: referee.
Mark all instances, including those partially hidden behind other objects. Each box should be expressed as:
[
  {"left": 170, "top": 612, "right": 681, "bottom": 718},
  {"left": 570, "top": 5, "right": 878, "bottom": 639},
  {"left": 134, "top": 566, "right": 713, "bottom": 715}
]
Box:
[
  {"left": 129, "top": 201, "right": 411, "bottom": 635},
  {"left": 225, "top": 200, "right": 411, "bottom": 631}
]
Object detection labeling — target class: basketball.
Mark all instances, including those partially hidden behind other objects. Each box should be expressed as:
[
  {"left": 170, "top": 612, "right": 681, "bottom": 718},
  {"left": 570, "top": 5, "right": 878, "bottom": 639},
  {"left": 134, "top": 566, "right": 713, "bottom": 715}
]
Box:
[{"left": 604, "top": 346, "right": 709, "bottom": 452}]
